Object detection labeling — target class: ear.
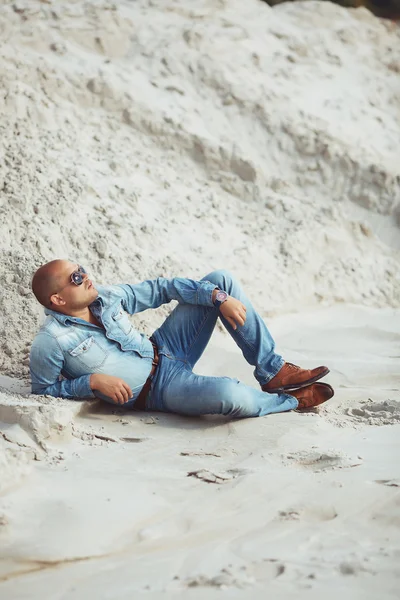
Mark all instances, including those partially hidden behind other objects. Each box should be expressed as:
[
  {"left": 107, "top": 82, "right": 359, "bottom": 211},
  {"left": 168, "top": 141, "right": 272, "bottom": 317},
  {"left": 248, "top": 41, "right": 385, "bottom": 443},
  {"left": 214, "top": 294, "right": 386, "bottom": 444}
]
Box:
[{"left": 49, "top": 293, "right": 66, "bottom": 307}]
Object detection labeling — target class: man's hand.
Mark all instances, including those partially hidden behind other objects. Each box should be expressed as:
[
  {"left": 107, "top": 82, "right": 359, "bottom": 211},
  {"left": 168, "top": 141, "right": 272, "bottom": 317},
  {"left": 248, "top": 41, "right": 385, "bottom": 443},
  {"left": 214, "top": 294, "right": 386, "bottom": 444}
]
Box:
[
  {"left": 219, "top": 297, "right": 247, "bottom": 330},
  {"left": 90, "top": 374, "right": 133, "bottom": 405}
]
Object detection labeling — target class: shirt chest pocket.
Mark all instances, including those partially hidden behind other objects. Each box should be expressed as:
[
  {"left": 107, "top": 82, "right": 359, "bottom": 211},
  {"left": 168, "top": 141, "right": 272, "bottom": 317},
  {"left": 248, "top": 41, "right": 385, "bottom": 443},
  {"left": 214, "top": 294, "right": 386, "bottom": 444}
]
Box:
[
  {"left": 68, "top": 336, "right": 107, "bottom": 370},
  {"left": 112, "top": 307, "right": 132, "bottom": 335}
]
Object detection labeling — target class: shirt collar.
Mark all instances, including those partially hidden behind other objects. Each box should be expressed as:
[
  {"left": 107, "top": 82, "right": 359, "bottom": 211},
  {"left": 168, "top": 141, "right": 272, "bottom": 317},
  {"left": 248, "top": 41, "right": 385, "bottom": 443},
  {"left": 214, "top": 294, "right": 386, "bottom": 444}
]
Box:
[
  {"left": 44, "top": 294, "right": 105, "bottom": 325},
  {"left": 44, "top": 307, "right": 74, "bottom": 325}
]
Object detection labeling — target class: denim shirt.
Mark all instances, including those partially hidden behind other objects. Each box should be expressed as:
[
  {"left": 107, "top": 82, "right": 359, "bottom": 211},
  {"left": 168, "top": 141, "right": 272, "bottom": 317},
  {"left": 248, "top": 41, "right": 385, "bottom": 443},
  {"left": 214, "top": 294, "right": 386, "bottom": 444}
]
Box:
[{"left": 30, "top": 276, "right": 217, "bottom": 403}]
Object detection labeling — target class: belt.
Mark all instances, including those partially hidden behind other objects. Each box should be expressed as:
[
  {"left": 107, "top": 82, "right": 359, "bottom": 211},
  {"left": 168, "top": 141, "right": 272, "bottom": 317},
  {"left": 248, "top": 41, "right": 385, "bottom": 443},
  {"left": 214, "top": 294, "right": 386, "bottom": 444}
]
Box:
[{"left": 134, "top": 337, "right": 159, "bottom": 410}]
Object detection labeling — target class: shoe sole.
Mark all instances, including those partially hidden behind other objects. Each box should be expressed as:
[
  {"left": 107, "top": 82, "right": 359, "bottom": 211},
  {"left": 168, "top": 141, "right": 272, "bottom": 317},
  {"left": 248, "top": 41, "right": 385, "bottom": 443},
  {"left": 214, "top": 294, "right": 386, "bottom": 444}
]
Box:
[{"left": 265, "top": 367, "right": 330, "bottom": 394}]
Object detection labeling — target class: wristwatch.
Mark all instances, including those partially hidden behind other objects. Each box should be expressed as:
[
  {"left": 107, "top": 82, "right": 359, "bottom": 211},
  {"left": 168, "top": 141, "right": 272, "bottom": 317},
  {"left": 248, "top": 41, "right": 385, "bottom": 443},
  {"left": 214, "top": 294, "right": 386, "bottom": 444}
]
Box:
[{"left": 213, "top": 289, "right": 229, "bottom": 308}]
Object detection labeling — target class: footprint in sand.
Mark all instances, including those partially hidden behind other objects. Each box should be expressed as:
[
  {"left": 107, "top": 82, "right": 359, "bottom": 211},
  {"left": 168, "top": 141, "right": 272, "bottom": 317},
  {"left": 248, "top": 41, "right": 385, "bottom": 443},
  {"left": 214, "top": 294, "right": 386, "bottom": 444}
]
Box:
[
  {"left": 375, "top": 479, "right": 400, "bottom": 487},
  {"left": 187, "top": 468, "right": 248, "bottom": 484},
  {"left": 277, "top": 506, "right": 337, "bottom": 522},
  {"left": 184, "top": 566, "right": 254, "bottom": 589},
  {"left": 285, "top": 450, "right": 362, "bottom": 472},
  {"left": 277, "top": 510, "right": 300, "bottom": 521}
]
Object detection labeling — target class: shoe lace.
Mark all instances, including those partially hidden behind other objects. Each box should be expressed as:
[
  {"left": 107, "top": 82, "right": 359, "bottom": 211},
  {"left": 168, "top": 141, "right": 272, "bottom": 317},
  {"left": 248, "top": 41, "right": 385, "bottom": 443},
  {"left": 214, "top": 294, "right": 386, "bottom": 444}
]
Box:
[{"left": 286, "top": 362, "right": 300, "bottom": 372}]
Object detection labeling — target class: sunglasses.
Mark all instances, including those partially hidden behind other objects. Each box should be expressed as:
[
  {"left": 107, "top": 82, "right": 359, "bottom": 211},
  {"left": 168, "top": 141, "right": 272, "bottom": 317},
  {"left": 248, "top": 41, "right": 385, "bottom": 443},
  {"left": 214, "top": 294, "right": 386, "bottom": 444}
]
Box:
[
  {"left": 51, "top": 265, "right": 88, "bottom": 299},
  {"left": 69, "top": 265, "right": 88, "bottom": 286}
]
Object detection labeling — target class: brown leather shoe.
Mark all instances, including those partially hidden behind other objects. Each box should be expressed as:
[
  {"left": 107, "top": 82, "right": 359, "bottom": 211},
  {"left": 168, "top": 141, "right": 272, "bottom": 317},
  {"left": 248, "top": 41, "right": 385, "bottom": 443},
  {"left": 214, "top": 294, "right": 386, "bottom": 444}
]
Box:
[
  {"left": 262, "top": 362, "right": 329, "bottom": 393},
  {"left": 290, "top": 383, "right": 334, "bottom": 411}
]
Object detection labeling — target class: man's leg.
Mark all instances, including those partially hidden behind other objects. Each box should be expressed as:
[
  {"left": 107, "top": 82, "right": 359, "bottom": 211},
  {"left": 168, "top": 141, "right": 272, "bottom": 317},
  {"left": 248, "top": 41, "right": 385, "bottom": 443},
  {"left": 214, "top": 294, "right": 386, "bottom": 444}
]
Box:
[
  {"left": 158, "top": 360, "right": 297, "bottom": 417},
  {"left": 150, "top": 269, "right": 297, "bottom": 416},
  {"left": 150, "top": 269, "right": 328, "bottom": 416},
  {"left": 153, "top": 269, "right": 284, "bottom": 386}
]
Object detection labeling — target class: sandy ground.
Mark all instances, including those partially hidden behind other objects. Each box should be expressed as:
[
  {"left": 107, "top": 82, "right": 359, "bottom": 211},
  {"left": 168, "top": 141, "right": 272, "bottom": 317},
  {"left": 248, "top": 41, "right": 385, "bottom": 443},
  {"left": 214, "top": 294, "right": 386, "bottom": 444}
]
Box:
[
  {"left": 0, "top": 0, "right": 399, "bottom": 598},
  {"left": 1, "top": 306, "right": 399, "bottom": 599}
]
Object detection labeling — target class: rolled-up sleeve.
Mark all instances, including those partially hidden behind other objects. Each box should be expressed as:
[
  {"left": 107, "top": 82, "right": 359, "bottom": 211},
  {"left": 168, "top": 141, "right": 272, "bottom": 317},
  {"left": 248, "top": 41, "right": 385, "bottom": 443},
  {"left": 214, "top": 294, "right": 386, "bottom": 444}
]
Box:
[
  {"left": 116, "top": 277, "right": 217, "bottom": 315},
  {"left": 30, "top": 333, "right": 94, "bottom": 399}
]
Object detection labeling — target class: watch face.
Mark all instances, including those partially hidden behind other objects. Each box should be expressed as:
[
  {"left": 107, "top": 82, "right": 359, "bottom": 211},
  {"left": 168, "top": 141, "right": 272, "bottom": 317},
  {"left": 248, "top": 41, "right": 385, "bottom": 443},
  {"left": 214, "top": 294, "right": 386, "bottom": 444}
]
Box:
[{"left": 216, "top": 291, "right": 228, "bottom": 302}]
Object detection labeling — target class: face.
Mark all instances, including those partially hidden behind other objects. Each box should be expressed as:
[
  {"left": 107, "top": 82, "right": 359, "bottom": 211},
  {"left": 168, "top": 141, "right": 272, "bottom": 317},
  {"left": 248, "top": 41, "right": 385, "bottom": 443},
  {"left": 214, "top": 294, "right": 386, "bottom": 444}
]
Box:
[{"left": 49, "top": 261, "right": 98, "bottom": 311}]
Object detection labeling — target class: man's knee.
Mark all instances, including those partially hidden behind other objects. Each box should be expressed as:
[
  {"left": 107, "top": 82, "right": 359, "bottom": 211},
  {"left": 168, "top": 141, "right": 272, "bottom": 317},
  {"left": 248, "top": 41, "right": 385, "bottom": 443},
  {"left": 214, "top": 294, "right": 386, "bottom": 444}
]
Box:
[{"left": 202, "top": 269, "right": 235, "bottom": 290}]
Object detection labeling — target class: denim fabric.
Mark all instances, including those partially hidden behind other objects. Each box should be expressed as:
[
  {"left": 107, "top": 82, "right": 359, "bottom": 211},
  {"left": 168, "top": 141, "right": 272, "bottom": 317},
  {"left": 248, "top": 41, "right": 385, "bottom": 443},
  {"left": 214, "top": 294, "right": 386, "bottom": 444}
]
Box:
[
  {"left": 148, "top": 270, "right": 298, "bottom": 417},
  {"left": 30, "top": 276, "right": 218, "bottom": 406},
  {"left": 30, "top": 270, "right": 298, "bottom": 417}
]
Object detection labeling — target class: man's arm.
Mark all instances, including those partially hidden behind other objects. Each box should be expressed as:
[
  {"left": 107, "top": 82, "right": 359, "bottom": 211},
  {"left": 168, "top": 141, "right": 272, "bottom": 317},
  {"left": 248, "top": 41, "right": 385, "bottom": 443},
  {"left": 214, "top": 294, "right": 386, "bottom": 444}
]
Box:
[
  {"left": 30, "top": 333, "right": 94, "bottom": 399},
  {"left": 116, "top": 277, "right": 219, "bottom": 315}
]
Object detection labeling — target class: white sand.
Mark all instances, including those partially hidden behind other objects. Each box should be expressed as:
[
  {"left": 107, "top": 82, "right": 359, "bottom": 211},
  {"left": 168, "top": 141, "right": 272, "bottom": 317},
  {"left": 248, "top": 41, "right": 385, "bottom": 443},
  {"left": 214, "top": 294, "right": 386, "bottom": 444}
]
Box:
[{"left": 0, "top": 0, "right": 399, "bottom": 597}]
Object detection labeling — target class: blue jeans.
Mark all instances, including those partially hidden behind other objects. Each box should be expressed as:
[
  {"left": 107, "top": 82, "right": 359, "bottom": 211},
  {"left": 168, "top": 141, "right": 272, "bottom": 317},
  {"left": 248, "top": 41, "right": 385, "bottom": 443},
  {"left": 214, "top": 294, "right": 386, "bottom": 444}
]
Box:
[{"left": 148, "top": 270, "right": 298, "bottom": 418}]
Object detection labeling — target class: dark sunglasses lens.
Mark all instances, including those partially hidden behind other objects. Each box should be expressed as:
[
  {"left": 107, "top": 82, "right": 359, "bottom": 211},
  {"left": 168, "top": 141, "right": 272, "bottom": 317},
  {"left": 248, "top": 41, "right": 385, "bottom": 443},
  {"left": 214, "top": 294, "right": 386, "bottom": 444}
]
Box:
[
  {"left": 79, "top": 266, "right": 87, "bottom": 274},
  {"left": 72, "top": 271, "right": 84, "bottom": 285}
]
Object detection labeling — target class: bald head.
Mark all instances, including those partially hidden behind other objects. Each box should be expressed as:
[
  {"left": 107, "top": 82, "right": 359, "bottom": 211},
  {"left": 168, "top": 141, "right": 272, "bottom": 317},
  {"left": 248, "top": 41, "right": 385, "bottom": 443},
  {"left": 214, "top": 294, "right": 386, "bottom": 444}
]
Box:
[
  {"left": 31, "top": 260, "right": 71, "bottom": 308},
  {"left": 31, "top": 260, "right": 98, "bottom": 315}
]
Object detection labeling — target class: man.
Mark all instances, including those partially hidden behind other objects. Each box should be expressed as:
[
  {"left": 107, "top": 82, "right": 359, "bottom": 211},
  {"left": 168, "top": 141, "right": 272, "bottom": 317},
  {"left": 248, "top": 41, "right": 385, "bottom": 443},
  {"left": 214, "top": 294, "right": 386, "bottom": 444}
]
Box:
[{"left": 29, "top": 260, "right": 334, "bottom": 417}]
